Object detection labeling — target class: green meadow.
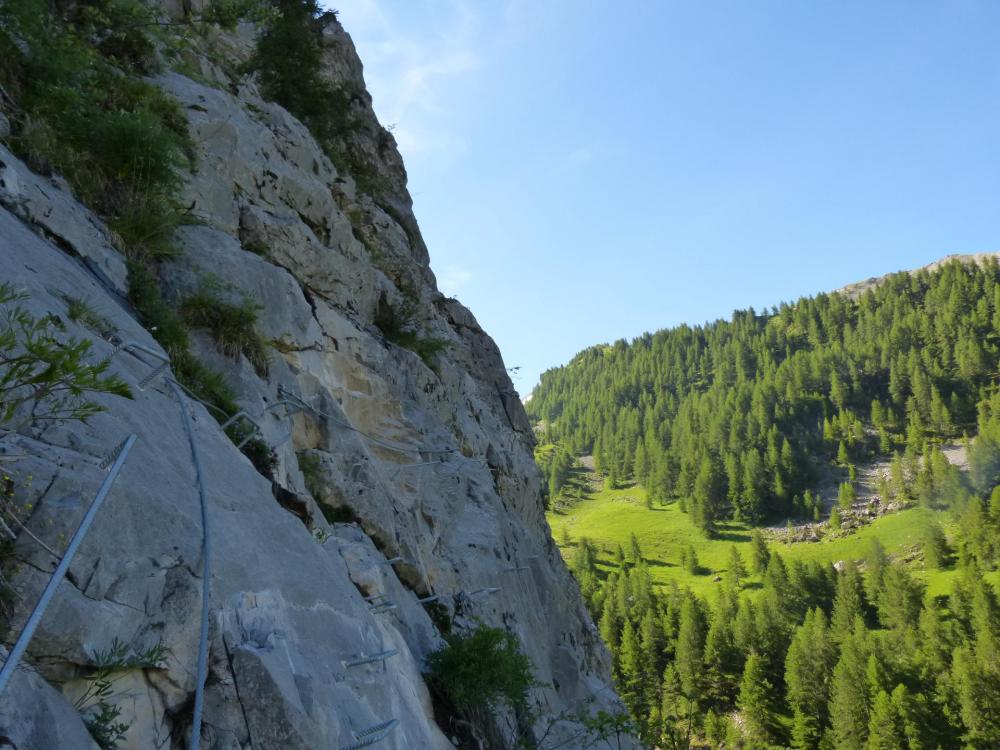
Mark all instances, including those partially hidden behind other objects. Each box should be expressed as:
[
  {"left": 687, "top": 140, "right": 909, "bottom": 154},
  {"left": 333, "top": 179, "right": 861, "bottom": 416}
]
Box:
[{"left": 546, "top": 475, "right": 998, "bottom": 601}]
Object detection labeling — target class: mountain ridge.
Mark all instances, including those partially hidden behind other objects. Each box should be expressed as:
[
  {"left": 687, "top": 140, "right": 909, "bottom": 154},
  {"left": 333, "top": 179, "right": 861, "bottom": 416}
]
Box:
[{"left": 835, "top": 251, "right": 1000, "bottom": 298}]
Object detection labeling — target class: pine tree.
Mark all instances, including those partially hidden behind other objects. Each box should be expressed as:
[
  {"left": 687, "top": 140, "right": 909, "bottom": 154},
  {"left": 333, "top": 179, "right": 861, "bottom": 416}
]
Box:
[
  {"left": 866, "top": 689, "right": 905, "bottom": 750},
  {"left": 838, "top": 440, "right": 850, "bottom": 465},
  {"left": 839, "top": 481, "right": 856, "bottom": 510},
  {"left": 638, "top": 608, "right": 664, "bottom": 713},
  {"left": 830, "top": 620, "right": 873, "bottom": 750},
  {"left": 876, "top": 564, "right": 925, "bottom": 631},
  {"left": 703, "top": 604, "right": 741, "bottom": 710},
  {"left": 599, "top": 594, "right": 621, "bottom": 655},
  {"left": 785, "top": 608, "right": 837, "bottom": 749},
  {"left": 738, "top": 652, "right": 777, "bottom": 747},
  {"left": 726, "top": 546, "right": 747, "bottom": 588},
  {"left": 750, "top": 529, "right": 770, "bottom": 575},
  {"left": 682, "top": 545, "right": 699, "bottom": 575},
  {"left": 675, "top": 596, "right": 706, "bottom": 703},
  {"left": 629, "top": 532, "right": 643, "bottom": 565},
  {"left": 831, "top": 563, "right": 866, "bottom": 644},
  {"left": 693, "top": 455, "right": 723, "bottom": 534},
  {"left": 829, "top": 505, "right": 842, "bottom": 530},
  {"left": 618, "top": 619, "right": 643, "bottom": 716},
  {"left": 952, "top": 644, "right": 1000, "bottom": 747},
  {"left": 864, "top": 539, "right": 888, "bottom": 603}
]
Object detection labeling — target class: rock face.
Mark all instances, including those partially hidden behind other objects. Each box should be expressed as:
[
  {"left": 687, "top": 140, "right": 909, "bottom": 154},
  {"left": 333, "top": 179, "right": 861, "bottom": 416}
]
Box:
[{"left": 0, "top": 12, "right": 627, "bottom": 750}]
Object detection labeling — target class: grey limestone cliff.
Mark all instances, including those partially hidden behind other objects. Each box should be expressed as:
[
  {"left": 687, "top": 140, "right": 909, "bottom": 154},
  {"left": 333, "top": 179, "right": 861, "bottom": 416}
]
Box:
[{"left": 0, "top": 9, "right": 628, "bottom": 750}]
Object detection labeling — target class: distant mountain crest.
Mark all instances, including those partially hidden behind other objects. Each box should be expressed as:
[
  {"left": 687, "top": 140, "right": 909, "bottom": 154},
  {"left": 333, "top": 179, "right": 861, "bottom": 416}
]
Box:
[{"left": 836, "top": 252, "right": 1000, "bottom": 299}]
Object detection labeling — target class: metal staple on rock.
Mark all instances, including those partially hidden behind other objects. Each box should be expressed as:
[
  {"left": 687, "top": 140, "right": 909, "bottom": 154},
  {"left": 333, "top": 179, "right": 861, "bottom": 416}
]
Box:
[
  {"left": 469, "top": 587, "right": 501, "bottom": 596},
  {"left": 99, "top": 434, "right": 132, "bottom": 471},
  {"left": 137, "top": 359, "right": 170, "bottom": 390},
  {"left": 342, "top": 649, "right": 398, "bottom": 669},
  {"left": 167, "top": 381, "right": 212, "bottom": 750},
  {"left": 0, "top": 433, "right": 137, "bottom": 696},
  {"left": 218, "top": 410, "right": 264, "bottom": 449},
  {"left": 339, "top": 718, "right": 400, "bottom": 750}
]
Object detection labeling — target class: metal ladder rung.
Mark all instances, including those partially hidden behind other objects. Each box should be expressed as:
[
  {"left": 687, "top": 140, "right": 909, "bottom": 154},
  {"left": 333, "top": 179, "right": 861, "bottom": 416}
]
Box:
[
  {"left": 339, "top": 718, "right": 399, "bottom": 750},
  {"left": 342, "top": 649, "right": 398, "bottom": 669}
]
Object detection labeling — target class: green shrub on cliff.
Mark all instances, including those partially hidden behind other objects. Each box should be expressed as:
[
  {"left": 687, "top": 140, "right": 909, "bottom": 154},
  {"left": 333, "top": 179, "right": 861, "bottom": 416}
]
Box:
[
  {"left": 180, "top": 278, "right": 270, "bottom": 376},
  {"left": 427, "top": 624, "right": 537, "bottom": 714},
  {"left": 0, "top": 0, "right": 193, "bottom": 261},
  {"left": 0, "top": 283, "right": 132, "bottom": 427}
]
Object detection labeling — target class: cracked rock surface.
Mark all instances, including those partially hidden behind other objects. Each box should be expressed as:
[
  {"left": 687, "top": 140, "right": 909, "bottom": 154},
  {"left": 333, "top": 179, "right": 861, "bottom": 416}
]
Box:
[{"left": 0, "top": 11, "right": 630, "bottom": 750}]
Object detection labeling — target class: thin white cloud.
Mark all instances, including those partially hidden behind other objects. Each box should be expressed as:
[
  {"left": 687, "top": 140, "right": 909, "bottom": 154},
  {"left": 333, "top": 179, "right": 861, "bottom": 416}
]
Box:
[
  {"left": 334, "top": 0, "right": 484, "bottom": 161},
  {"left": 437, "top": 264, "right": 474, "bottom": 296}
]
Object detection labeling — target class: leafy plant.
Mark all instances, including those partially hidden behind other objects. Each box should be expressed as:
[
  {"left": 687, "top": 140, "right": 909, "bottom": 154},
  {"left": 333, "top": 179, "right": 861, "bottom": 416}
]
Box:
[
  {"left": 576, "top": 710, "right": 640, "bottom": 750},
  {"left": 297, "top": 451, "right": 323, "bottom": 499},
  {"left": 0, "top": 0, "right": 193, "bottom": 261},
  {"left": 245, "top": 0, "right": 352, "bottom": 142},
  {"left": 198, "top": 0, "right": 275, "bottom": 30},
  {"left": 0, "top": 284, "right": 132, "bottom": 426},
  {"left": 75, "top": 638, "right": 166, "bottom": 749},
  {"left": 426, "top": 623, "right": 537, "bottom": 715},
  {"left": 84, "top": 702, "right": 130, "bottom": 750},
  {"left": 374, "top": 294, "right": 447, "bottom": 368},
  {"left": 245, "top": 0, "right": 393, "bottom": 194},
  {"left": 0, "top": 0, "right": 281, "bottom": 485}
]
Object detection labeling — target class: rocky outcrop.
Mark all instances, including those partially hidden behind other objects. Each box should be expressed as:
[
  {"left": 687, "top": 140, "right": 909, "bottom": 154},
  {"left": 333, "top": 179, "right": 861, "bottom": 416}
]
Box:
[
  {"left": 836, "top": 251, "right": 1000, "bottom": 299},
  {"left": 0, "top": 12, "right": 627, "bottom": 750}
]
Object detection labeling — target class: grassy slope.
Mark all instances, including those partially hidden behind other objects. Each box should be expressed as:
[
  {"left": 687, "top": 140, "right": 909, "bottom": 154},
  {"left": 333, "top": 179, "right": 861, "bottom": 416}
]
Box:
[{"left": 547, "top": 476, "right": 998, "bottom": 601}]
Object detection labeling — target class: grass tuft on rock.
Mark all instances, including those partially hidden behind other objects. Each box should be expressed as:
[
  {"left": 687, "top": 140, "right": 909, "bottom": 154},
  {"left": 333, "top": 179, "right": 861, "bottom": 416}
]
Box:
[{"left": 180, "top": 279, "right": 270, "bottom": 377}]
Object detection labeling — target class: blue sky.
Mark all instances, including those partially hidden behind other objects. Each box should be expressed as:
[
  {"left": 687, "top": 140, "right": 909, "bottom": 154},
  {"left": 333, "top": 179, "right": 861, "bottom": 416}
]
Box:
[{"left": 334, "top": 1, "right": 1000, "bottom": 394}]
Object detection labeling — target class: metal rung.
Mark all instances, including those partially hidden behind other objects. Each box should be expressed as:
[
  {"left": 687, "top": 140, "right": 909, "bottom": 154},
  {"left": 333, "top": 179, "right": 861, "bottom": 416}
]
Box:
[
  {"left": 220, "top": 410, "right": 249, "bottom": 430},
  {"left": 0, "top": 434, "right": 137, "bottom": 696},
  {"left": 381, "top": 557, "right": 403, "bottom": 565},
  {"left": 364, "top": 592, "right": 388, "bottom": 602},
  {"left": 339, "top": 719, "right": 399, "bottom": 750},
  {"left": 219, "top": 411, "right": 264, "bottom": 449},
  {"left": 469, "top": 587, "right": 500, "bottom": 597},
  {"left": 417, "top": 594, "right": 439, "bottom": 604},
  {"left": 371, "top": 603, "right": 397, "bottom": 614},
  {"left": 120, "top": 342, "right": 170, "bottom": 365},
  {"left": 262, "top": 400, "right": 305, "bottom": 418},
  {"left": 113, "top": 342, "right": 171, "bottom": 390},
  {"left": 342, "top": 649, "right": 398, "bottom": 668},
  {"left": 503, "top": 566, "right": 530, "bottom": 573},
  {"left": 99, "top": 435, "right": 131, "bottom": 471},
  {"left": 137, "top": 360, "right": 170, "bottom": 390}
]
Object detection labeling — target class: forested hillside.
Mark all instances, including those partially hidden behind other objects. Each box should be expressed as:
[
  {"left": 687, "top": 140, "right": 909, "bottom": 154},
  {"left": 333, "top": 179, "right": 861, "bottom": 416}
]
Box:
[
  {"left": 566, "top": 482, "right": 1000, "bottom": 749},
  {"left": 529, "top": 259, "right": 1000, "bottom": 532},
  {"left": 534, "top": 257, "right": 1000, "bottom": 747}
]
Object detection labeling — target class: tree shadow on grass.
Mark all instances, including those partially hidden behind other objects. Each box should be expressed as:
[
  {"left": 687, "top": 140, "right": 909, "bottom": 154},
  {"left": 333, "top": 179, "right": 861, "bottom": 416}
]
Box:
[
  {"left": 643, "top": 558, "right": 677, "bottom": 569},
  {"left": 711, "top": 528, "right": 752, "bottom": 543}
]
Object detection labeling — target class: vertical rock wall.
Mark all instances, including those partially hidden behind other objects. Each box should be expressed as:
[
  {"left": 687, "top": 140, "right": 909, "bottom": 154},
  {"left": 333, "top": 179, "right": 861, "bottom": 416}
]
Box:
[{"left": 0, "top": 12, "right": 630, "bottom": 750}]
